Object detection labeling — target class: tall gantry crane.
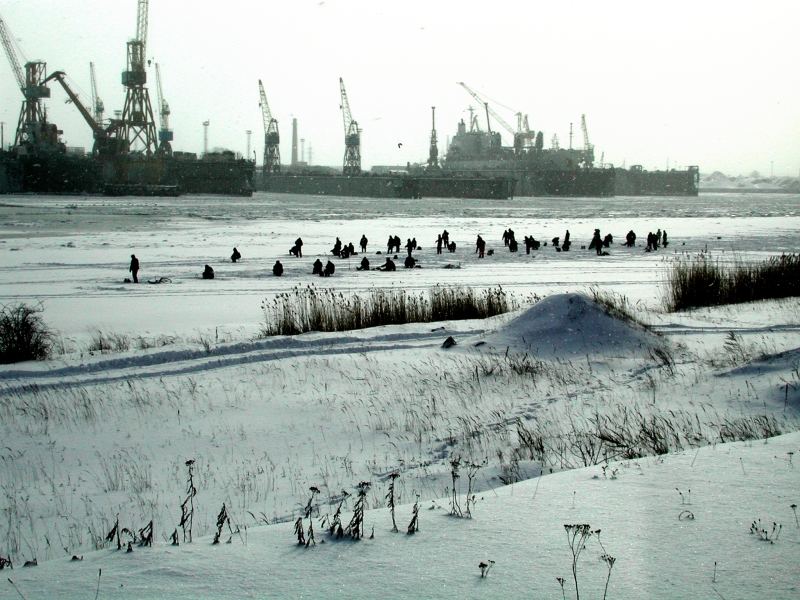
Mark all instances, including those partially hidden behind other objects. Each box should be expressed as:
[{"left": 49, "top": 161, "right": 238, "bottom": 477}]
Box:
[
  {"left": 258, "top": 79, "right": 280, "bottom": 173},
  {"left": 0, "top": 12, "right": 59, "bottom": 150},
  {"left": 154, "top": 63, "right": 173, "bottom": 156},
  {"left": 120, "top": 0, "right": 157, "bottom": 155},
  {"left": 339, "top": 77, "right": 360, "bottom": 175},
  {"left": 89, "top": 62, "right": 104, "bottom": 125},
  {"left": 427, "top": 106, "right": 438, "bottom": 169}
]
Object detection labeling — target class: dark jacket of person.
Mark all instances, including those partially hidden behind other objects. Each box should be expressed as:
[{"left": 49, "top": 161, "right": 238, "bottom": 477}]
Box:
[
  {"left": 358, "top": 257, "right": 370, "bottom": 271},
  {"left": 231, "top": 247, "right": 241, "bottom": 263},
  {"left": 273, "top": 260, "right": 283, "bottom": 276},
  {"left": 323, "top": 260, "right": 335, "bottom": 277},
  {"left": 202, "top": 265, "right": 215, "bottom": 279},
  {"left": 312, "top": 259, "right": 323, "bottom": 275}
]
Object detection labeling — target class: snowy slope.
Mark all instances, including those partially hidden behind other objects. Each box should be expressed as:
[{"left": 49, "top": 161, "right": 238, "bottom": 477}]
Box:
[{"left": 2, "top": 432, "right": 798, "bottom": 599}]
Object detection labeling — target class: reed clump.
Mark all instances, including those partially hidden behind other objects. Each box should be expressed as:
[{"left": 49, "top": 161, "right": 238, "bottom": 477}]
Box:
[
  {"left": 260, "top": 284, "right": 518, "bottom": 336},
  {"left": 666, "top": 253, "right": 800, "bottom": 311}
]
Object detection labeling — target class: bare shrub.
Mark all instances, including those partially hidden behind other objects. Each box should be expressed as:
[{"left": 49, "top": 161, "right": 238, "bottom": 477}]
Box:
[{"left": 0, "top": 303, "right": 52, "bottom": 363}]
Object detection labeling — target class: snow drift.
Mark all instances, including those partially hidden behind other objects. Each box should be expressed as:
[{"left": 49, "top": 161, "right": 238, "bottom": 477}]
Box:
[{"left": 477, "top": 292, "right": 663, "bottom": 357}]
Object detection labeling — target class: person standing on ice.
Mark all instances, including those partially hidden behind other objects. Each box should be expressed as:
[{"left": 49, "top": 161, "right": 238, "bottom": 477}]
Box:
[
  {"left": 475, "top": 235, "right": 486, "bottom": 258},
  {"left": 405, "top": 238, "right": 414, "bottom": 257},
  {"left": 294, "top": 237, "right": 304, "bottom": 257},
  {"left": 360, "top": 235, "right": 368, "bottom": 253},
  {"left": 436, "top": 234, "right": 443, "bottom": 254},
  {"left": 129, "top": 254, "right": 140, "bottom": 283}
]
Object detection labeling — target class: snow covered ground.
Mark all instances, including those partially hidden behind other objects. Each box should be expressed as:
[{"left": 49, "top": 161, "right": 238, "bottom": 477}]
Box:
[{"left": 0, "top": 192, "right": 799, "bottom": 598}]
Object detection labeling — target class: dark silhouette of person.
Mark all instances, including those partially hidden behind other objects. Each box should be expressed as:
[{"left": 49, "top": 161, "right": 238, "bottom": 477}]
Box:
[
  {"left": 290, "top": 244, "right": 301, "bottom": 257},
  {"left": 662, "top": 230, "right": 668, "bottom": 247},
  {"left": 656, "top": 229, "right": 662, "bottom": 248},
  {"left": 357, "top": 256, "right": 370, "bottom": 271},
  {"left": 475, "top": 235, "right": 486, "bottom": 258},
  {"left": 341, "top": 244, "right": 351, "bottom": 259},
  {"left": 436, "top": 234, "right": 443, "bottom": 255},
  {"left": 323, "top": 260, "right": 335, "bottom": 277},
  {"left": 231, "top": 247, "right": 241, "bottom": 263},
  {"left": 564, "top": 230, "right": 570, "bottom": 246},
  {"left": 348, "top": 242, "right": 355, "bottom": 256},
  {"left": 312, "top": 258, "right": 323, "bottom": 275},
  {"left": 509, "top": 238, "right": 518, "bottom": 252},
  {"left": 442, "top": 230, "right": 449, "bottom": 246},
  {"left": 273, "top": 260, "right": 283, "bottom": 276},
  {"left": 411, "top": 237, "right": 417, "bottom": 251},
  {"left": 603, "top": 233, "right": 613, "bottom": 248},
  {"left": 332, "top": 237, "right": 342, "bottom": 257},
  {"left": 405, "top": 238, "right": 414, "bottom": 257},
  {"left": 360, "top": 235, "right": 368, "bottom": 253},
  {"left": 590, "top": 229, "right": 602, "bottom": 255},
  {"left": 448, "top": 241, "right": 457, "bottom": 253},
  {"left": 294, "top": 238, "right": 303, "bottom": 258},
  {"left": 404, "top": 255, "right": 416, "bottom": 268},
  {"left": 379, "top": 257, "right": 396, "bottom": 271},
  {"left": 129, "top": 254, "right": 139, "bottom": 283},
  {"left": 202, "top": 264, "right": 215, "bottom": 279},
  {"left": 387, "top": 235, "right": 394, "bottom": 254},
  {"left": 393, "top": 235, "right": 401, "bottom": 253},
  {"left": 625, "top": 230, "right": 636, "bottom": 247},
  {"left": 646, "top": 232, "right": 654, "bottom": 251},
  {"left": 502, "top": 229, "right": 510, "bottom": 246}
]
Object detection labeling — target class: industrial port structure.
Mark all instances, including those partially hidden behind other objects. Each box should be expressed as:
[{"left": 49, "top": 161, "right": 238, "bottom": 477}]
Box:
[
  {"left": 0, "top": 1, "right": 696, "bottom": 199},
  {"left": 0, "top": 0, "right": 254, "bottom": 196}
]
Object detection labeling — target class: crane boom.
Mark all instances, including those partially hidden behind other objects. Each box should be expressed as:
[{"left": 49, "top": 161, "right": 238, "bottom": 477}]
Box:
[
  {"left": 89, "top": 62, "right": 104, "bottom": 125},
  {"left": 457, "top": 82, "right": 516, "bottom": 137},
  {"left": 135, "top": 0, "right": 149, "bottom": 50},
  {"left": 339, "top": 77, "right": 353, "bottom": 136},
  {"left": 44, "top": 71, "right": 104, "bottom": 137},
  {"left": 581, "top": 114, "right": 591, "bottom": 151},
  {"left": 258, "top": 79, "right": 280, "bottom": 173},
  {"left": 0, "top": 14, "right": 24, "bottom": 90}
]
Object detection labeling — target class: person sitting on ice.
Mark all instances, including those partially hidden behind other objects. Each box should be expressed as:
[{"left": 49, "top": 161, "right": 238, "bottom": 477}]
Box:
[
  {"left": 357, "top": 256, "right": 370, "bottom": 271},
  {"left": 378, "top": 257, "right": 396, "bottom": 271},
  {"left": 404, "top": 255, "right": 416, "bottom": 268},
  {"left": 348, "top": 242, "right": 356, "bottom": 256},
  {"left": 551, "top": 236, "right": 560, "bottom": 248},
  {"left": 272, "top": 260, "right": 283, "bottom": 276},
  {"left": 231, "top": 247, "right": 241, "bottom": 263},
  {"left": 341, "top": 244, "right": 351, "bottom": 259},
  {"left": 603, "top": 233, "right": 613, "bottom": 248},
  {"left": 312, "top": 258, "right": 323, "bottom": 275},
  {"left": 625, "top": 230, "right": 636, "bottom": 247},
  {"left": 331, "top": 237, "right": 342, "bottom": 257},
  {"left": 202, "top": 264, "right": 215, "bottom": 279},
  {"left": 448, "top": 241, "right": 457, "bottom": 253},
  {"left": 323, "top": 260, "right": 335, "bottom": 277},
  {"left": 509, "top": 237, "right": 518, "bottom": 252}
]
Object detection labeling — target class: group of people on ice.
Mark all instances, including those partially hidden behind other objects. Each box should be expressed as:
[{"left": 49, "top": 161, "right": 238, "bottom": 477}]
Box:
[{"left": 126, "top": 225, "right": 672, "bottom": 282}]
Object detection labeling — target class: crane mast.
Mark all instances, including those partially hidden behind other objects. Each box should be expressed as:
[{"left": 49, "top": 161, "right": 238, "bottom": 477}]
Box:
[
  {"left": 89, "top": 62, "right": 104, "bottom": 125},
  {"left": 120, "top": 0, "right": 157, "bottom": 155},
  {"left": 154, "top": 63, "right": 173, "bottom": 156},
  {"left": 0, "top": 13, "right": 56, "bottom": 150},
  {"left": 427, "top": 106, "right": 438, "bottom": 169},
  {"left": 339, "top": 77, "right": 360, "bottom": 175},
  {"left": 258, "top": 79, "right": 280, "bottom": 174}
]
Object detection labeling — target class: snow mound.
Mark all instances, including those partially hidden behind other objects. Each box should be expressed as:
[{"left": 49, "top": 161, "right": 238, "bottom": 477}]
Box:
[{"left": 478, "top": 293, "right": 662, "bottom": 357}]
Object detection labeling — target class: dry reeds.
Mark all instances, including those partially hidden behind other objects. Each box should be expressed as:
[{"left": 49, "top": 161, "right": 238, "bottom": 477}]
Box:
[
  {"left": 666, "top": 254, "right": 800, "bottom": 311},
  {"left": 260, "top": 284, "right": 517, "bottom": 336}
]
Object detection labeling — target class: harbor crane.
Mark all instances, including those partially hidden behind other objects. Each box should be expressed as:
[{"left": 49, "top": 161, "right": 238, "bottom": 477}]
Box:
[
  {"left": 43, "top": 70, "right": 125, "bottom": 157},
  {"left": 89, "top": 62, "right": 104, "bottom": 125},
  {"left": 154, "top": 63, "right": 173, "bottom": 156},
  {"left": 0, "top": 12, "right": 58, "bottom": 150},
  {"left": 258, "top": 79, "right": 280, "bottom": 173},
  {"left": 339, "top": 77, "right": 360, "bottom": 175},
  {"left": 457, "top": 82, "right": 535, "bottom": 154},
  {"left": 120, "top": 0, "right": 157, "bottom": 155}
]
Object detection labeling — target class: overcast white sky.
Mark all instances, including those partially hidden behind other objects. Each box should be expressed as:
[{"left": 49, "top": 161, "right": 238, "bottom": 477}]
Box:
[{"left": 1, "top": 0, "right": 798, "bottom": 175}]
